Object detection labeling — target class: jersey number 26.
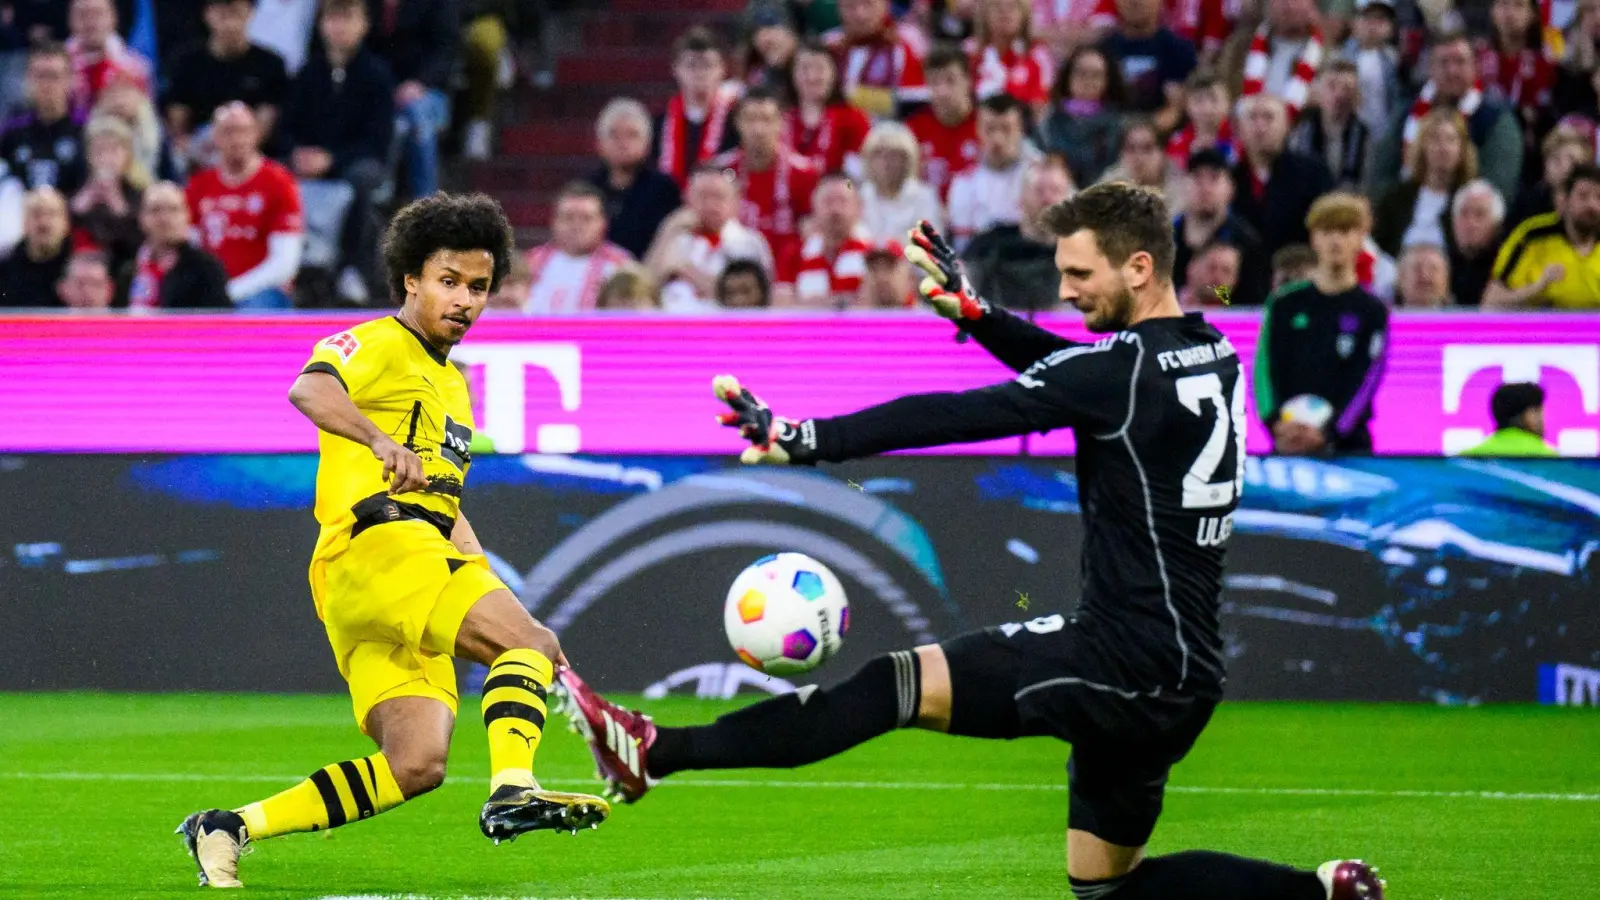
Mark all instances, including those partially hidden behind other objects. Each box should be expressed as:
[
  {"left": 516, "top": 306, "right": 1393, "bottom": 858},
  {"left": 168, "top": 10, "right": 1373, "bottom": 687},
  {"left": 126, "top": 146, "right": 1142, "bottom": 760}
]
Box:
[{"left": 1175, "top": 373, "right": 1247, "bottom": 510}]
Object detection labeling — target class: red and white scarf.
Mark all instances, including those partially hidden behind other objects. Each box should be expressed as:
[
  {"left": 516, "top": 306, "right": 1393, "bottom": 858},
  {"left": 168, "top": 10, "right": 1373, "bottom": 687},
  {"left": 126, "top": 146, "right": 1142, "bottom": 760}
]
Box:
[
  {"left": 127, "top": 245, "right": 176, "bottom": 310},
  {"left": 784, "top": 107, "right": 836, "bottom": 172},
  {"left": 1240, "top": 25, "right": 1323, "bottom": 117},
  {"left": 524, "top": 242, "right": 629, "bottom": 312},
  {"left": 1401, "top": 80, "right": 1483, "bottom": 151},
  {"left": 658, "top": 84, "right": 737, "bottom": 188}
]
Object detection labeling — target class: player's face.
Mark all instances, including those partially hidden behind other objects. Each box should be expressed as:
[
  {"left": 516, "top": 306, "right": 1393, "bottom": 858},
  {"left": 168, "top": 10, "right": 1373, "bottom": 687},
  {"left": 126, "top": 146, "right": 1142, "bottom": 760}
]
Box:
[
  {"left": 404, "top": 249, "right": 495, "bottom": 347},
  {"left": 793, "top": 50, "right": 836, "bottom": 104},
  {"left": 553, "top": 196, "right": 606, "bottom": 255},
  {"left": 70, "top": 0, "right": 116, "bottom": 48},
  {"left": 205, "top": 1, "right": 253, "bottom": 45},
  {"left": 737, "top": 100, "right": 782, "bottom": 155},
  {"left": 26, "top": 55, "right": 71, "bottom": 114},
  {"left": 978, "top": 108, "right": 1023, "bottom": 166},
  {"left": 840, "top": 0, "right": 888, "bottom": 37},
  {"left": 1055, "top": 229, "right": 1138, "bottom": 332},
  {"left": 928, "top": 65, "right": 972, "bottom": 118}
]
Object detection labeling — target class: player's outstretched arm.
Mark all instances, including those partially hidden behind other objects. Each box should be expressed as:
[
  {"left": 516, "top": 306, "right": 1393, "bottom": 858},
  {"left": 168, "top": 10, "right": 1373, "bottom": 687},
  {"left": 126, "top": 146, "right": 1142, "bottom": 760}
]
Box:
[
  {"left": 288, "top": 371, "right": 427, "bottom": 493},
  {"left": 714, "top": 370, "right": 1088, "bottom": 465},
  {"left": 904, "top": 220, "right": 1075, "bottom": 373}
]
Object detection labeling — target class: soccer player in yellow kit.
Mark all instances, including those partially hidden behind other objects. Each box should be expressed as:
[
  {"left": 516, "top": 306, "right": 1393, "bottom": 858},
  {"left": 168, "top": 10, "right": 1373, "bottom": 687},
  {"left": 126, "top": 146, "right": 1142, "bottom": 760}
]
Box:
[{"left": 177, "top": 194, "right": 608, "bottom": 889}]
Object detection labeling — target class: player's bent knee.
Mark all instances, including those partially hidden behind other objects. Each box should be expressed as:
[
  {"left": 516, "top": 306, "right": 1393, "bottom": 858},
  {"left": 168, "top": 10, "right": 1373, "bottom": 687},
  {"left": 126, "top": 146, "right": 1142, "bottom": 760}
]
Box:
[
  {"left": 913, "top": 644, "right": 952, "bottom": 732},
  {"left": 523, "top": 620, "right": 561, "bottom": 663},
  {"left": 386, "top": 751, "right": 448, "bottom": 799}
]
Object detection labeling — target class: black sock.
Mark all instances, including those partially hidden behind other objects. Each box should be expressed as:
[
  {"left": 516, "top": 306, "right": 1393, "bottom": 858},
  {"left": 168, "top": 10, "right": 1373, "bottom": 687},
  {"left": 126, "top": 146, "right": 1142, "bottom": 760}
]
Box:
[
  {"left": 648, "top": 651, "right": 920, "bottom": 778},
  {"left": 1069, "top": 851, "right": 1324, "bottom": 900}
]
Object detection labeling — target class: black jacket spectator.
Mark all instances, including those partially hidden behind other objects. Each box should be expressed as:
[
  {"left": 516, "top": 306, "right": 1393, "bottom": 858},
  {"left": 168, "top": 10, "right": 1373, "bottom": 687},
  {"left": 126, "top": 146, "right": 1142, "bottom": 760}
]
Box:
[
  {"left": 113, "top": 242, "right": 231, "bottom": 308},
  {"left": 164, "top": 43, "right": 290, "bottom": 135},
  {"left": 1371, "top": 181, "right": 1452, "bottom": 259},
  {"left": 585, "top": 164, "right": 682, "bottom": 260},
  {"left": 282, "top": 47, "right": 396, "bottom": 177},
  {"left": 361, "top": 0, "right": 460, "bottom": 90},
  {"left": 1230, "top": 149, "right": 1335, "bottom": 259},
  {"left": 1288, "top": 112, "right": 1369, "bottom": 192},
  {"left": 0, "top": 242, "right": 71, "bottom": 306},
  {"left": 0, "top": 111, "right": 87, "bottom": 195},
  {"left": 72, "top": 179, "right": 145, "bottom": 274},
  {"left": 962, "top": 225, "right": 1059, "bottom": 311}
]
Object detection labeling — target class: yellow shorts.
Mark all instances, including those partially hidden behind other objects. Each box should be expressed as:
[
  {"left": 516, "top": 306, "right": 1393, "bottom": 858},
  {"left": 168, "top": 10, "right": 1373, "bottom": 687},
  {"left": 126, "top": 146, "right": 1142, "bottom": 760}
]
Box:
[{"left": 310, "top": 520, "right": 508, "bottom": 734}]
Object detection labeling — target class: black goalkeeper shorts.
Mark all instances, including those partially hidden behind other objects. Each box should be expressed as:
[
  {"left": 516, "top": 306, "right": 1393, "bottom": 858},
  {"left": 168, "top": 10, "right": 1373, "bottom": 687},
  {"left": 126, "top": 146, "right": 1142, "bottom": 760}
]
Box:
[{"left": 940, "top": 614, "right": 1217, "bottom": 847}]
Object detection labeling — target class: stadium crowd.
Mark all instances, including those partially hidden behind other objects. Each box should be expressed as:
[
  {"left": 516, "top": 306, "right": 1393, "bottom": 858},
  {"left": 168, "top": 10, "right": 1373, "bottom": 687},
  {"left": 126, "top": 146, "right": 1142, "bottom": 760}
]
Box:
[{"left": 1, "top": 0, "right": 1599, "bottom": 316}]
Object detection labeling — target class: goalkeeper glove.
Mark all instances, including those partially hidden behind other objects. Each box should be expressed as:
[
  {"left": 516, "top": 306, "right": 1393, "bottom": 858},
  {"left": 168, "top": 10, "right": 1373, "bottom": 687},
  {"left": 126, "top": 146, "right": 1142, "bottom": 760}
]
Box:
[
  {"left": 903, "top": 220, "right": 989, "bottom": 322},
  {"left": 712, "top": 375, "right": 818, "bottom": 466}
]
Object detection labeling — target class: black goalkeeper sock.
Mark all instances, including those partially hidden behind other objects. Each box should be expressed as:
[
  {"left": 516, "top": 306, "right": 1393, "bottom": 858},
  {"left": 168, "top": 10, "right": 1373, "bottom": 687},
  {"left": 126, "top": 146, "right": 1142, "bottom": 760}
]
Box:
[
  {"left": 1069, "top": 851, "right": 1325, "bottom": 900},
  {"left": 648, "top": 651, "right": 920, "bottom": 778}
]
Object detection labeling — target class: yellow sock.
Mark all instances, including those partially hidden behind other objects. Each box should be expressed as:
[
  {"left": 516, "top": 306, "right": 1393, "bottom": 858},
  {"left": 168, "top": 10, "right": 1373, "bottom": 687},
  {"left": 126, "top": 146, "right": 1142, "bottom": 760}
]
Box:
[
  {"left": 481, "top": 648, "right": 554, "bottom": 792},
  {"left": 236, "top": 753, "right": 406, "bottom": 840}
]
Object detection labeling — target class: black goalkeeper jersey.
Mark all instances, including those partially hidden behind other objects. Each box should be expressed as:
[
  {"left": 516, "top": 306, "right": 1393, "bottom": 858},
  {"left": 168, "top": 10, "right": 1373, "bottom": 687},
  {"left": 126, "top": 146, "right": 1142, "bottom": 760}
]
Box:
[{"left": 805, "top": 309, "right": 1244, "bottom": 696}]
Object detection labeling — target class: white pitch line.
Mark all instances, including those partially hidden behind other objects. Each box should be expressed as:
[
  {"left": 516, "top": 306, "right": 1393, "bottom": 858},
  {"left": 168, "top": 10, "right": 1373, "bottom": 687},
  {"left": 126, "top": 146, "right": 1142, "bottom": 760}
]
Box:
[
  {"left": 3, "top": 771, "right": 1597, "bottom": 802},
  {"left": 310, "top": 896, "right": 731, "bottom": 900}
]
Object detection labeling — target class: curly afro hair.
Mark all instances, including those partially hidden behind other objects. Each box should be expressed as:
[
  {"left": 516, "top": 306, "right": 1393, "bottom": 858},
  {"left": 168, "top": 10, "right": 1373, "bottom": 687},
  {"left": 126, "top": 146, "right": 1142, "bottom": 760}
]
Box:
[{"left": 381, "top": 192, "right": 515, "bottom": 305}]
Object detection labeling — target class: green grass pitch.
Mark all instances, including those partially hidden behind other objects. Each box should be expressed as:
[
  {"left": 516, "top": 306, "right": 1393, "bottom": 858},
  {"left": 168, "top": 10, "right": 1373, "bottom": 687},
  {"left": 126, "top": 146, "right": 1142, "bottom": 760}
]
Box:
[{"left": 1, "top": 693, "right": 1596, "bottom": 899}]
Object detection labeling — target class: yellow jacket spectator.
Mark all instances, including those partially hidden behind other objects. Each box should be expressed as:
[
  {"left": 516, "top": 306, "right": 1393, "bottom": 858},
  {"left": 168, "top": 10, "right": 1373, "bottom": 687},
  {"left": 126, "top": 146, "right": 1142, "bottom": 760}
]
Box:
[{"left": 1485, "top": 163, "right": 1600, "bottom": 309}]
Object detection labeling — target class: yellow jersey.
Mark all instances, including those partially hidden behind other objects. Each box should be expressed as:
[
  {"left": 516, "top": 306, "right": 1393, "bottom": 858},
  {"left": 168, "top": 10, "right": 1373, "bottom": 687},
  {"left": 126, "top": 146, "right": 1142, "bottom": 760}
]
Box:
[
  {"left": 1492, "top": 212, "right": 1600, "bottom": 309},
  {"left": 300, "top": 315, "right": 475, "bottom": 569}
]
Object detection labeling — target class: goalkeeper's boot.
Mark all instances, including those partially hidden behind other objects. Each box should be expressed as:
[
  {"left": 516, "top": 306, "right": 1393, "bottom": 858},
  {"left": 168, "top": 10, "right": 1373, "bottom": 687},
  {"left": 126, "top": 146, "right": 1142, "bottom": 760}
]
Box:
[
  {"left": 175, "top": 809, "right": 248, "bottom": 888},
  {"left": 478, "top": 783, "right": 610, "bottom": 843},
  {"left": 1318, "top": 860, "right": 1386, "bottom": 900},
  {"left": 556, "top": 667, "right": 659, "bottom": 803}
]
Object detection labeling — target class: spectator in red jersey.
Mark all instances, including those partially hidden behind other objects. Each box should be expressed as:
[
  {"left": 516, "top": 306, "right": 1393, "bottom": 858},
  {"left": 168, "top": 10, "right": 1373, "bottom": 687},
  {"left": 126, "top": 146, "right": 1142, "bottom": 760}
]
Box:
[
  {"left": 857, "top": 241, "right": 917, "bottom": 308},
  {"left": 905, "top": 45, "right": 980, "bottom": 200},
  {"left": 966, "top": 0, "right": 1055, "bottom": 117},
  {"left": 0, "top": 186, "right": 72, "bottom": 307},
  {"left": 164, "top": 0, "right": 291, "bottom": 166},
  {"left": 654, "top": 27, "right": 739, "bottom": 190},
  {"left": 1099, "top": 0, "right": 1196, "bottom": 133},
  {"left": 948, "top": 93, "right": 1040, "bottom": 250},
  {"left": 787, "top": 41, "right": 872, "bottom": 178},
  {"left": 69, "top": 115, "right": 145, "bottom": 274},
  {"left": 1288, "top": 58, "right": 1370, "bottom": 192},
  {"left": 1096, "top": 117, "right": 1186, "bottom": 214},
  {"left": 743, "top": 4, "right": 799, "bottom": 101},
  {"left": 66, "top": 0, "right": 151, "bottom": 110},
  {"left": 646, "top": 166, "right": 774, "bottom": 312},
  {"left": 716, "top": 258, "right": 772, "bottom": 308},
  {"left": 1369, "top": 31, "right": 1523, "bottom": 205},
  {"left": 824, "top": 0, "right": 930, "bottom": 119},
  {"left": 0, "top": 44, "right": 88, "bottom": 196},
  {"left": 1371, "top": 108, "right": 1477, "bottom": 258},
  {"left": 792, "top": 173, "right": 871, "bottom": 308},
  {"left": 1231, "top": 93, "right": 1335, "bottom": 263},
  {"left": 711, "top": 86, "right": 821, "bottom": 287},
  {"left": 858, "top": 120, "right": 943, "bottom": 241},
  {"left": 186, "top": 102, "right": 304, "bottom": 308},
  {"left": 587, "top": 98, "right": 682, "bottom": 260},
  {"left": 523, "top": 181, "right": 634, "bottom": 314},
  {"left": 1221, "top": 0, "right": 1324, "bottom": 120},
  {"left": 1479, "top": 0, "right": 1556, "bottom": 147},
  {"left": 1166, "top": 71, "right": 1234, "bottom": 173},
  {"left": 115, "top": 180, "right": 231, "bottom": 309},
  {"left": 1037, "top": 44, "right": 1125, "bottom": 185},
  {"left": 56, "top": 249, "right": 114, "bottom": 308}
]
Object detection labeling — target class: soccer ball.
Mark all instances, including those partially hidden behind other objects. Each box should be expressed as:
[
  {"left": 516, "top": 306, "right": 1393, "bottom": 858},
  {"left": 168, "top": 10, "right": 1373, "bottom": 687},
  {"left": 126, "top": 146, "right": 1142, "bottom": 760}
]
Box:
[
  {"left": 724, "top": 552, "right": 849, "bottom": 676},
  {"left": 1280, "top": 394, "right": 1334, "bottom": 430}
]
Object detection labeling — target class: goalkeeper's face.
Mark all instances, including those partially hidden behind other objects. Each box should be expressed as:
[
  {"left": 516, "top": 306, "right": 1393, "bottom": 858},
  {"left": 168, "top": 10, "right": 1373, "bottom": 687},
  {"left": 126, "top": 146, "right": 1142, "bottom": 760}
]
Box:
[
  {"left": 1054, "top": 230, "right": 1137, "bottom": 333},
  {"left": 404, "top": 249, "right": 494, "bottom": 347}
]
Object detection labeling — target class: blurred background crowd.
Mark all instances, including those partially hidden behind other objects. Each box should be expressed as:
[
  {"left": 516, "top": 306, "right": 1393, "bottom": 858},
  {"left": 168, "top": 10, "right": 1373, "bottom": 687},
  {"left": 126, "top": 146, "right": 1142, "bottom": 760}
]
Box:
[{"left": 0, "top": 0, "right": 1597, "bottom": 317}]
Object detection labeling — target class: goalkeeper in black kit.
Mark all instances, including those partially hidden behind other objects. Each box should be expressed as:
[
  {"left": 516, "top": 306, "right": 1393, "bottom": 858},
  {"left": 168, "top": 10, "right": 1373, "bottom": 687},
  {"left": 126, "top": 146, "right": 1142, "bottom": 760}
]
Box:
[{"left": 561, "top": 183, "right": 1387, "bottom": 900}]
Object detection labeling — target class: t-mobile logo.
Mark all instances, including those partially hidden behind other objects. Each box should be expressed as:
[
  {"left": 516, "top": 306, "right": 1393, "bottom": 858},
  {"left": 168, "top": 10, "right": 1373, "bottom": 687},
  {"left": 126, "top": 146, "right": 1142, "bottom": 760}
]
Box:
[
  {"left": 1440, "top": 344, "right": 1599, "bottom": 456},
  {"left": 450, "top": 343, "right": 581, "bottom": 454}
]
